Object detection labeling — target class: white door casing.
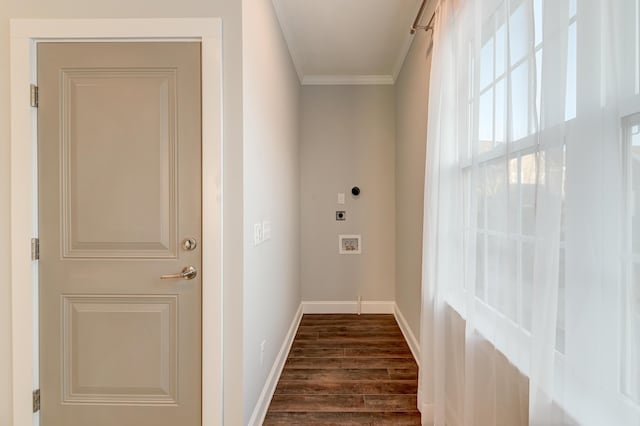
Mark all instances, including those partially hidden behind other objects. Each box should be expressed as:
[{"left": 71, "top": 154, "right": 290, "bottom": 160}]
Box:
[{"left": 9, "top": 19, "right": 223, "bottom": 426}]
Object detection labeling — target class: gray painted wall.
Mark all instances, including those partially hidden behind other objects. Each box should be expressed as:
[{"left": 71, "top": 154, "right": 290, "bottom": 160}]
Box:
[
  {"left": 300, "top": 85, "right": 396, "bottom": 302},
  {"left": 394, "top": 21, "right": 434, "bottom": 338},
  {"left": 0, "top": 0, "right": 244, "bottom": 423},
  {"left": 242, "top": 0, "right": 301, "bottom": 422}
]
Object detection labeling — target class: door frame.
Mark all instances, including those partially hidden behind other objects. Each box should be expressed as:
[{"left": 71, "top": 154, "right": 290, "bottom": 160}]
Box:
[{"left": 9, "top": 19, "right": 223, "bottom": 426}]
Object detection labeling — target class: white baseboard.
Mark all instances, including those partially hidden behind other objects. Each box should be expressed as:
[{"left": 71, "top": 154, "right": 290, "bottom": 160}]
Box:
[
  {"left": 393, "top": 303, "right": 420, "bottom": 367},
  {"left": 247, "top": 303, "right": 303, "bottom": 426},
  {"left": 301, "top": 300, "right": 395, "bottom": 314}
]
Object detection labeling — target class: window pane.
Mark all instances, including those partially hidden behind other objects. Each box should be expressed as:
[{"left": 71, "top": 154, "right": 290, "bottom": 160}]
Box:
[
  {"left": 463, "top": 170, "right": 472, "bottom": 229},
  {"left": 487, "top": 236, "right": 518, "bottom": 319},
  {"left": 560, "top": 146, "right": 567, "bottom": 240},
  {"left": 504, "top": 238, "right": 518, "bottom": 320},
  {"left": 632, "top": 125, "right": 640, "bottom": 253},
  {"left": 621, "top": 262, "right": 640, "bottom": 402},
  {"left": 536, "top": 49, "right": 543, "bottom": 121},
  {"left": 469, "top": 42, "right": 476, "bottom": 99},
  {"left": 538, "top": 149, "right": 547, "bottom": 186},
  {"left": 509, "top": 4, "right": 528, "bottom": 66},
  {"left": 636, "top": 0, "right": 640, "bottom": 95},
  {"left": 495, "top": 79, "right": 506, "bottom": 143},
  {"left": 478, "top": 166, "right": 487, "bottom": 228},
  {"left": 556, "top": 248, "right": 566, "bottom": 353},
  {"left": 481, "top": 37, "right": 494, "bottom": 90},
  {"left": 511, "top": 61, "right": 529, "bottom": 140},
  {"left": 487, "top": 236, "right": 502, "bottom": 309},
  {"left": 534, "top": 0, "right": 543, "bottom": 46},
  {"left": 622, "top": 118, "right": 639, "bottom": 402},
  {"left": 509, "top": 157, "right": 519, "bottom": 233},
  {"left": 496, "top": 23, "right": 506, "bottom": 76},
  {"left": 477, "top": 235, "right": 487, "bottom": 301},
  {"left": 565, "top": 22, "right": 577, "bottom": 121},
  {"left": 569, "top": 0, "right": 577, "bottom": 18},
  {"left": 466, "top": 102, "right": 473, "bottom": 159},
  {"left": 487, "top": 160, "right": 507, "bottom": 231},
  {"left": 521, "top": 153, "right": 537, "bottom": 235},
  {"left": 521, "top": 242, "right": 534, "bottom": 331},
  {"left": 479, "top": 88, "right": 494, "bottom": 151}
]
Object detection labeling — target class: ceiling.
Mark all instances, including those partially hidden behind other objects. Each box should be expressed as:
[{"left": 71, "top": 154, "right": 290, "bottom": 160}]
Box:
[{"left": 272, "top": 0, "right": 423, "bottom": 85}]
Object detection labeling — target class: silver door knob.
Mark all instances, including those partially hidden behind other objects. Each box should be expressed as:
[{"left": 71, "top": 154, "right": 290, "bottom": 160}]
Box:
[{"left": 160, "top": 266, "right": 198, "bottom": 280}]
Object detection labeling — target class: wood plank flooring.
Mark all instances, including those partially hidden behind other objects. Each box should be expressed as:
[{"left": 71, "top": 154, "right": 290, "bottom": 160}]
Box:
[{"left": 264, "top": 314, "right": 421, "bottom": 425}]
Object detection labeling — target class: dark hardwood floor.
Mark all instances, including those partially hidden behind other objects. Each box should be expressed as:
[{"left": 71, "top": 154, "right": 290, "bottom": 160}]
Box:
[{"left": 264, "top": 314, "right": 421, "bottom": 425}]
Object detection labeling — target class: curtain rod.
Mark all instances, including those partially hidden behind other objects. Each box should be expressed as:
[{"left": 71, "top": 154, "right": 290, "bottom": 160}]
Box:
[{"left": 410, "top": 0, "right": 435, "bottom": 34}]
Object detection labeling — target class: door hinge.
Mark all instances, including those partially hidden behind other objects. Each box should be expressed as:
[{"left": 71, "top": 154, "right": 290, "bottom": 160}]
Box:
[
  {"left": 30, "top": 84, "right": 39, "bottom": 108},
  {"left": 32, "top": 389, "right": 40, "bottom": 413},
  {"left": 31, "top": 238, "right": 40, "bottom": 261}
]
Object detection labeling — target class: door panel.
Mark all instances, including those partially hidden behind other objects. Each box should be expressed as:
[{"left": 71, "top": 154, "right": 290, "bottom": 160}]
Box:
[
  {"left": 61, "top": 69, "right": 178, "bottom": 258},
  {"left": 62, "top": 295, "right": 178, "bottom": 404},
  {"left": 38, "top": 42, "right": 202, "bottom": 426}
]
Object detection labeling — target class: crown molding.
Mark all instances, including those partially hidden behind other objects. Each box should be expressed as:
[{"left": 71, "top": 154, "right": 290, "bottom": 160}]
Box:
[{"left": 302, "top": 74, "right": 394, "bottom": 85}]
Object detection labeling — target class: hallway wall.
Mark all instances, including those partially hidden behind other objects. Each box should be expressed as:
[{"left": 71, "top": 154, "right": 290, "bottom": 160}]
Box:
[
  {"left": 242, "top": 0, "right": 301, "bottom": 422},
  {"left": 0, "top": 0, "right": 244, "bottom": 423},
  {"left": 300, "top": 85, "right": 396, "bottom": 303},
  {"left": 394, "top": 7, "right": 435, "bottom": 340}
]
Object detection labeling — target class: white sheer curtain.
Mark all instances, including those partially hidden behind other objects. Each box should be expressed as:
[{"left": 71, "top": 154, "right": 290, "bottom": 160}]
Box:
[{"left": 419, "top": 0, "right": 640, "bottom": 425}]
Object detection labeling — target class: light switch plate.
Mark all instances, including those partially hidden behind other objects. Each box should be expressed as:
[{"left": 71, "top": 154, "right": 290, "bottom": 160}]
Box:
[
  {"left": 262, "top": 220, "right": 271, "bottom": 240},
  {"left": 254, "top": 223, "right": 263, "bottom": 246},
  {"left": 338, "top": 193, "right": 345, "bottom": 204}
]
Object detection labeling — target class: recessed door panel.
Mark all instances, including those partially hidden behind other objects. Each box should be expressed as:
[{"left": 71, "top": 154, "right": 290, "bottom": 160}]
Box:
[
  {"left": 62, "top": 295, "right": 177, "bottom": 405},
  {"left": 61, "top": 69, "right": 178, "bottom": 258},
  {"left": 38, "top": 42, "right": 202, "bottom": 426}
]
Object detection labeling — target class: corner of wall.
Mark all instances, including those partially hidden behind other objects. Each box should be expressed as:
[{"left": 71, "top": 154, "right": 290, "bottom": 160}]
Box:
[
  {"left": 241, "top": 0, "right": 302, "bottom": 422},
  {"left": 392, "top": 11, "right": 433, "bottom": 360},
  {"left": 394, "top": 303, "right": 421, "bottom": 365}
]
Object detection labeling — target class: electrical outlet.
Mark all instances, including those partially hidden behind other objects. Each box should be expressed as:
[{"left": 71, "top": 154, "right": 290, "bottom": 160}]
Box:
[
  {"left": 260, "top": 340, "right": 266, "bottom": 365},
  {"left": 262, "top": 220, "right": 271, "bottom": 240},
  {"left": 254, "top": 223, "right": 263, "bottom": 246}
]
